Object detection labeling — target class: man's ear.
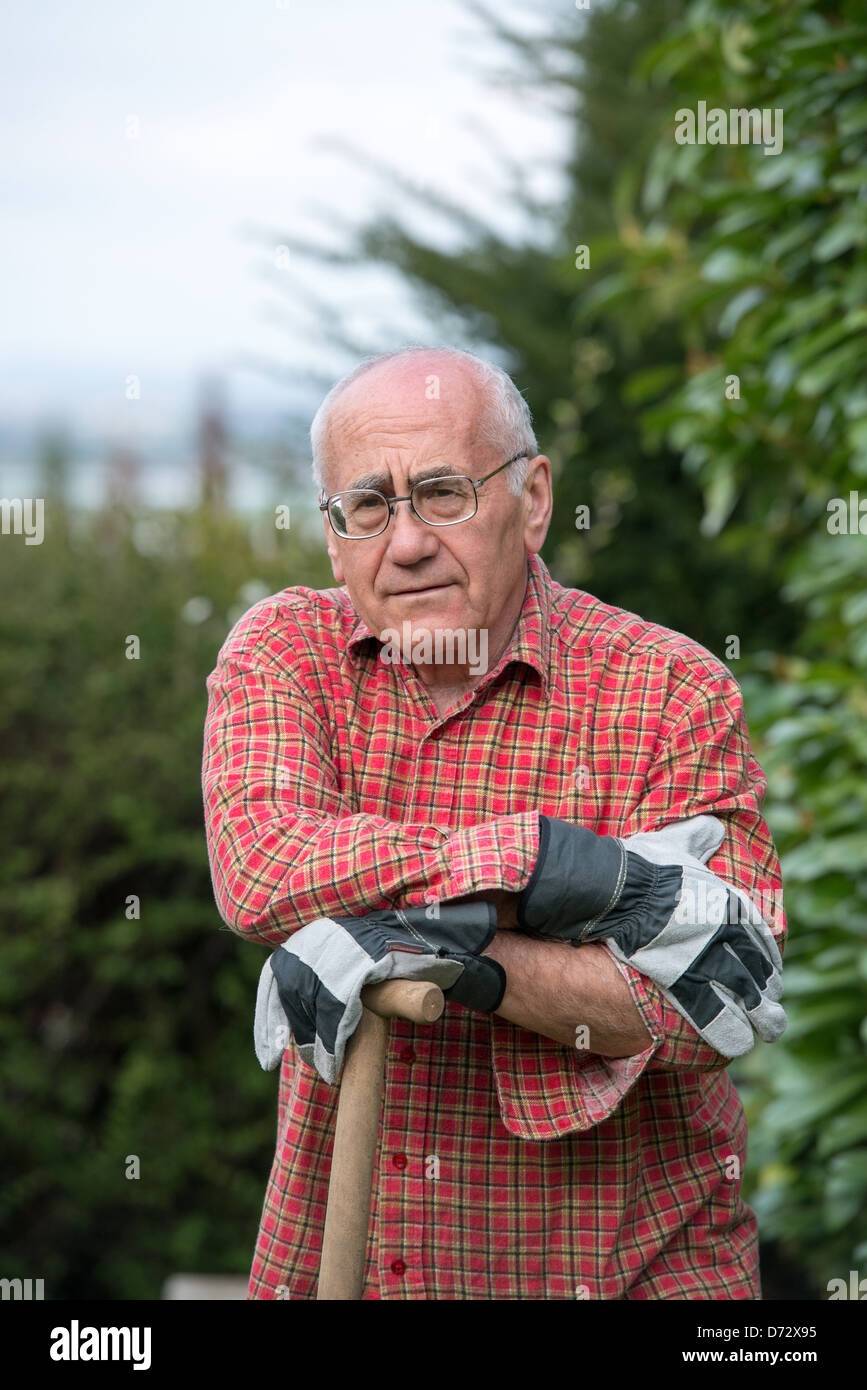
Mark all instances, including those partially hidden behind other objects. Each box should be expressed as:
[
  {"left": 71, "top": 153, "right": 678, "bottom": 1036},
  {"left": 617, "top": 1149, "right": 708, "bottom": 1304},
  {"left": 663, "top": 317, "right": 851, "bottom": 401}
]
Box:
[{"left": 522, "top": 455, "right": 553, "bottom": 555}]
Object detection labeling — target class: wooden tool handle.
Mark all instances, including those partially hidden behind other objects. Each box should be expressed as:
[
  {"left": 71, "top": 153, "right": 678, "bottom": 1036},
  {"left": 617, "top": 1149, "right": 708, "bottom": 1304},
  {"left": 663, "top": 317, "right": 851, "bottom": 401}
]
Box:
[
  {"left": 361, "top": 977, "right": 445, "bottom": 1024},
  {"left": 316, "top": 979, "right": 445, "bottom": 1300}
]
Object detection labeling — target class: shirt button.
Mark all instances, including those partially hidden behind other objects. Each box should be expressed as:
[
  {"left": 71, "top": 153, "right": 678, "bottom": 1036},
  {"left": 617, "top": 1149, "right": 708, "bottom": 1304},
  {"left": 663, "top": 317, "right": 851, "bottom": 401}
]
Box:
[
  {"left": 390, "top": 1259, "right": 406, "bottom": 1277},
  {"left": 400, "top": 1046, "right": 416, "bottom": 1063},
  {"left": 392, "top": 1153, "right": 408, "bottom": 1170}
]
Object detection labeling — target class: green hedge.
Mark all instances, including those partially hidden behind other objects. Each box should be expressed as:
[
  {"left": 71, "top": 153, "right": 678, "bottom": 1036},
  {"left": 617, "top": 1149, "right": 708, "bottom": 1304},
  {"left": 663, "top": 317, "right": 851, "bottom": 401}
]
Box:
[{"left": 0, "top": 501, "right": 332, "bottom": 1298}]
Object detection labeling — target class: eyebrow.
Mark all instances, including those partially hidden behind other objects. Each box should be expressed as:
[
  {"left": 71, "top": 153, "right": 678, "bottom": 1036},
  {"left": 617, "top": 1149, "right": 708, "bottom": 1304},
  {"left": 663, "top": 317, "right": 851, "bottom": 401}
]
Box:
[{"left": 342, "top": 464, "right": 467, "bottom": 493}]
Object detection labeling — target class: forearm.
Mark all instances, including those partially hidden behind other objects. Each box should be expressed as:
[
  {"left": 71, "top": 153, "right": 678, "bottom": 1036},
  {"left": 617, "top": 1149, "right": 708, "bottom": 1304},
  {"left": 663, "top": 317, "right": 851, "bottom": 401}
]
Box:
[{"left": 481, "top": 930, "right": 654, "bottom": 1058}]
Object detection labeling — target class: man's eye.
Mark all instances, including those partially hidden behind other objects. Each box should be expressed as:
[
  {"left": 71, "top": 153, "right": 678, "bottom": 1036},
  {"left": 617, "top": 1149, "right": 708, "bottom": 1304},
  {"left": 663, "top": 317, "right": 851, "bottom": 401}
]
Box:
[{"left": 346, "top": 494, "right": 382, "bottom": 512}]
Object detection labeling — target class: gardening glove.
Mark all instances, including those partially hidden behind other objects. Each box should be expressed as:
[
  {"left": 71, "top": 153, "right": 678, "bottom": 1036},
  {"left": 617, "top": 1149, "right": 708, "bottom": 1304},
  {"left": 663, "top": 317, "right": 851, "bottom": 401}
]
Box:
[
  {"left": 254, "top": 901, "right": 505, "bottom": 1084},
  {"left": 517, "top": 813, "right": 785, "bottom": 1058}
]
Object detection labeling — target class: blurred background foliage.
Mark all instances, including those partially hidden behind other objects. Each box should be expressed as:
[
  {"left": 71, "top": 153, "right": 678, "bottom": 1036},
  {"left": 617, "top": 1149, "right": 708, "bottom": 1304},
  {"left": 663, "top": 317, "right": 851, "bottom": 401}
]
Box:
[
  {"left": 0, "top": 495, "right": 333, "bottom": 1298},
  {"left": 2, "top": 0, "right": 865, "bottom": 1298}
]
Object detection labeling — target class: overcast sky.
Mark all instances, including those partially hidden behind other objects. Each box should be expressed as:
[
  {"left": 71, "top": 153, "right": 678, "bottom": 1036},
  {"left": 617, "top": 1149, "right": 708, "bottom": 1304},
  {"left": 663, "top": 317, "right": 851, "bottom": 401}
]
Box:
[{"left": 1, "top": 0, "right": 567, "bottom": 459}]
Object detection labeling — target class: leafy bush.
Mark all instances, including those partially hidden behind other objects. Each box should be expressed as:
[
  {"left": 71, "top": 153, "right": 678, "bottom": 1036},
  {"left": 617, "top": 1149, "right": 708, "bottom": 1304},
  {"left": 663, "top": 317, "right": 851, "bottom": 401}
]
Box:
[
  {"left": 583, "top": 0, "right": 867, "bottom": 1293},
  {"left": 0, "top": 498, "right": 332, "bottom": 1297}
]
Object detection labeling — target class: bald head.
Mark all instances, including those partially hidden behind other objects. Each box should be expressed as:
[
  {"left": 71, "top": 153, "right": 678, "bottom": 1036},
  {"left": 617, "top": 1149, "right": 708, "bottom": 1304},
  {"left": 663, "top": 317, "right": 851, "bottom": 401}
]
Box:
[
  {"left": 324, "top": 353, "right": 485, "bottom": 493},
  {"left": 310, "top": 346, "right": 537, "bottom": 497}
]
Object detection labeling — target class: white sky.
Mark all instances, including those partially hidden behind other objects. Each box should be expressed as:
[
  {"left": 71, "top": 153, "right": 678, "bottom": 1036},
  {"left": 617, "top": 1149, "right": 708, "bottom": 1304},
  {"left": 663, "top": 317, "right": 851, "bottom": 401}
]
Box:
[{"left": 0, "top": 0, "right": 568, "bottom": 450}]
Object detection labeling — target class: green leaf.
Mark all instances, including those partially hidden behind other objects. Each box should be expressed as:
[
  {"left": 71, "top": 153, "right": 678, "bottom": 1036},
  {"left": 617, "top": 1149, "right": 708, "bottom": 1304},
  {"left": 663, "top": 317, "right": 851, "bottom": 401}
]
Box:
[
  {"left": 798, "top": 340, "right": 867, "bottom": 397},
  {"left": 719, "top": 286, "right": 767, "bottom": 335},
  {"left": 818, "top": 1106, "right": 867, "bottom": 1160},
  {"left": 701, "top": 248, "right": 763, "bottom": 283},
  {"left": 622, "top": 364, "right": 682, "bottom": 405},
  {"left": 779, "top": 29, "right": 867, "bottom": 63},
  {"left": 764, "top": 1072, "right": 867, "bottom": 1136},
  {"left": 814, "top": 215, "right": 867, "bottom": 263},
  {"left": 700, "top": 463, "right": 739, "bottom": 537},
  {"left": 838, "top": 98, "right": 867, "bottom": 137}
]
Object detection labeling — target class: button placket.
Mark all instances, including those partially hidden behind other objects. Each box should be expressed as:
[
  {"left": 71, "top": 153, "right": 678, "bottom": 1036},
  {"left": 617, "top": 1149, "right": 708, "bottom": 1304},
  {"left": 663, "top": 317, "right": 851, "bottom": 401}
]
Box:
[{"left": 378, "top": 1024, "right": 430, "bottom": 1298}]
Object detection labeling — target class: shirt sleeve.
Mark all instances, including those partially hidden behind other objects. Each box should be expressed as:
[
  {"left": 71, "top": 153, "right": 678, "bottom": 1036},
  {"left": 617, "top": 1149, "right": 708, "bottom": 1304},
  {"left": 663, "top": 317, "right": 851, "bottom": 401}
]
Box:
[
  {"left": 491, "top": 658, "right": 787, "bottom": 1140},
  {"left": 607, "top": 660, "right": 787, "bottom": 1075},
  {"left": 201, "top": 638, "right": 539, "bottom": 947}
]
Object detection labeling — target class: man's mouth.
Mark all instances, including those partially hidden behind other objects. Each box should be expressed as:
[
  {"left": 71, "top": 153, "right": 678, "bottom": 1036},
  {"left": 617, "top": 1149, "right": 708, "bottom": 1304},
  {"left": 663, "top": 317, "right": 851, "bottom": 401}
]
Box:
[{"left": 391, "top": 583, "right": 453, "bottom": 596}]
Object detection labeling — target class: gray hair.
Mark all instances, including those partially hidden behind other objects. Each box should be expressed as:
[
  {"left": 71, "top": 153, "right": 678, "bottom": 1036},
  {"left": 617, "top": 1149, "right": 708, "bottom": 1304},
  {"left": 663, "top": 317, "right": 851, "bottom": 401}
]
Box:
[{"left": 309, "top": 346, "right": 537, "bottom": 497}]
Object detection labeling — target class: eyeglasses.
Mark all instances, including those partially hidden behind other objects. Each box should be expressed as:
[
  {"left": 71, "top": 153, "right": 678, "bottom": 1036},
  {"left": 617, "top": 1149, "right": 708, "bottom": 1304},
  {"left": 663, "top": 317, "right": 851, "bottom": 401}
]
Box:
[{"left": 318, "top": 453, "right": 527, "bottom": 539}]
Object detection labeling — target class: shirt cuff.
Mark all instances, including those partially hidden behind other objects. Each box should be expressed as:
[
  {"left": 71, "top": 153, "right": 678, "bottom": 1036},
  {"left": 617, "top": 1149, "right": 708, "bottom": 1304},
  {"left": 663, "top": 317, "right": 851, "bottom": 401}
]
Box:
[
  {"left": 401, "top": 810, "right": 541, "bottom": 906},
  {"left": 488, "top": 941, "right": 731, "bottom": 1140},
  {"left": 489, "top": 1008, "right": 657, "bottom": 1139}
]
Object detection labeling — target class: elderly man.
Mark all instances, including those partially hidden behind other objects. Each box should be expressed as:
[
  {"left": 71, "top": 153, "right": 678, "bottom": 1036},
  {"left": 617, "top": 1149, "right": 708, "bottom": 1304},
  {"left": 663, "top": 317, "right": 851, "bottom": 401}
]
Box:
[{"left": 202, "top": 346, "right": 786, "bottom": 1300}]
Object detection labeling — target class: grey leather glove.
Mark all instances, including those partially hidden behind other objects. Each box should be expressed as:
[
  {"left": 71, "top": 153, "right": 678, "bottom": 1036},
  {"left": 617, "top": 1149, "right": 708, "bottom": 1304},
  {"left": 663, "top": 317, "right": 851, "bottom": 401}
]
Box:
[
  {"left": 518, "top": 814, "right": 785, "bottom": 1057},
  {"left": 254, "top": 901, "right": 505, "bottom": 1084}
]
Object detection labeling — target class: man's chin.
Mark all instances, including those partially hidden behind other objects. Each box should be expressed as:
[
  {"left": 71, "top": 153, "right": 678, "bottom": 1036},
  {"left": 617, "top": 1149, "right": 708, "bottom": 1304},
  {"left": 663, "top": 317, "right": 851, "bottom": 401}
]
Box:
[
  {"left": 383, "top": 595, "right": 468, "bottom": 630},
  {"left": 378, "top": 600, "right": 476, "bottom": 638},
  {"left": 379, "top": 585, "right": 463, "bottom": 625},
  {"left": 363, "top": 594, "right": 490, "bottom": 675}
]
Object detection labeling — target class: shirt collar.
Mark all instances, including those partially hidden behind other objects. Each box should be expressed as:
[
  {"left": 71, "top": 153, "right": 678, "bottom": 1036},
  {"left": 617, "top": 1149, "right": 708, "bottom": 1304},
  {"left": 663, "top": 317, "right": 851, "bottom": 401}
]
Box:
[{"left": 344, "top": 550, "right": 552, "bottom": 694}]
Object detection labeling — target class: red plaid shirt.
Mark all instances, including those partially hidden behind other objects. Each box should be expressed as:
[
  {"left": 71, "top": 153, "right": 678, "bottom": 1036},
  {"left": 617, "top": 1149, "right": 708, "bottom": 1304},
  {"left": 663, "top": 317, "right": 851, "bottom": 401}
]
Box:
[{"left": 202, "top": 550, "right": 786, "bottom": 1300}]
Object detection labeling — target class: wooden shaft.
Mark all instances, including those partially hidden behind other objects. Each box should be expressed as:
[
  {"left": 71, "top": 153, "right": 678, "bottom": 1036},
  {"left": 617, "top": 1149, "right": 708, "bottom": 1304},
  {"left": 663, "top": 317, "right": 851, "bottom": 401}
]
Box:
[
  {"left": 361, "top": 977, "right": 445, "bottom": 1024},
  {"left": 316, "top": 979, "right": 444, "bottom": 1300}
]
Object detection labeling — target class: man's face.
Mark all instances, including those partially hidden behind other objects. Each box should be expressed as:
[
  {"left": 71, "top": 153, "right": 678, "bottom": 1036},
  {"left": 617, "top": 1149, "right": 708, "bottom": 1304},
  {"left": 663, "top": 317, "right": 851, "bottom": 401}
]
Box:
[{"left": 319, "top": 358, "right": 551, "bottom": 672}]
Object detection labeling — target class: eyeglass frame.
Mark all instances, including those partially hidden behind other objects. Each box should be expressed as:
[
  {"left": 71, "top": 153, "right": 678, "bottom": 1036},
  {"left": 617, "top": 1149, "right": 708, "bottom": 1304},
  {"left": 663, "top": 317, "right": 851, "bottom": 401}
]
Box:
[{"left": 317, "top": 452, "right": 529, "bottom": 539}]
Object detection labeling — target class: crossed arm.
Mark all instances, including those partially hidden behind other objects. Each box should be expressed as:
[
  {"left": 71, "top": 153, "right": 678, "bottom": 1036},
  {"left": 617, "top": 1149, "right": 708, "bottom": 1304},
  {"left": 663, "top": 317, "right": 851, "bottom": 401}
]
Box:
[
  {"left": 204, "top": 645, "right": 785, "bottom": 1075},
  {"left": 461, "top": 890, "right": 654, "bottom": 1058}
]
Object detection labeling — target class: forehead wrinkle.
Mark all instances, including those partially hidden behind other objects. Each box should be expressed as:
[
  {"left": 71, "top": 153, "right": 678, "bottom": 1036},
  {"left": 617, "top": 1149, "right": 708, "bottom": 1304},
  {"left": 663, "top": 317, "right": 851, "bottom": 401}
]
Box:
[
  {"left": 331, "top": 396, "right": 471, "bottom": 445},
  {"left": 325, "top": 378, "right": 484, "bottom": 491},
  {"left": 342, "top": 462, "right": 468, "bottom": 493},
  {"left": 329, "top": 378, "right": 481, "bottom": 449}
]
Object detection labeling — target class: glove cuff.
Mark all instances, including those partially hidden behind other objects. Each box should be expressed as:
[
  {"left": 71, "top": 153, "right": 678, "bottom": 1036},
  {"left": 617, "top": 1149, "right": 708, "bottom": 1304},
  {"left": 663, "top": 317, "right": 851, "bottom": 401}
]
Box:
[
  {"left": 516, "top": 813, "right": 551, "bottom": 930},
  {"left": 444, "top": 953, "right": 507, "bottom": 1012},
  {"left": 518, "top": 816, "right": 626, "bottom": 936}
]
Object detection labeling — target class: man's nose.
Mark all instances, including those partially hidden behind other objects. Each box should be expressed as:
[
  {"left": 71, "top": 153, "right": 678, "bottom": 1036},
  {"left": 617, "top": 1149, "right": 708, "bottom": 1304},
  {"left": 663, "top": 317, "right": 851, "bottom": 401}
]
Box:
[{"left": 384, "top": 497, "right": 439, "bottom": 561}]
